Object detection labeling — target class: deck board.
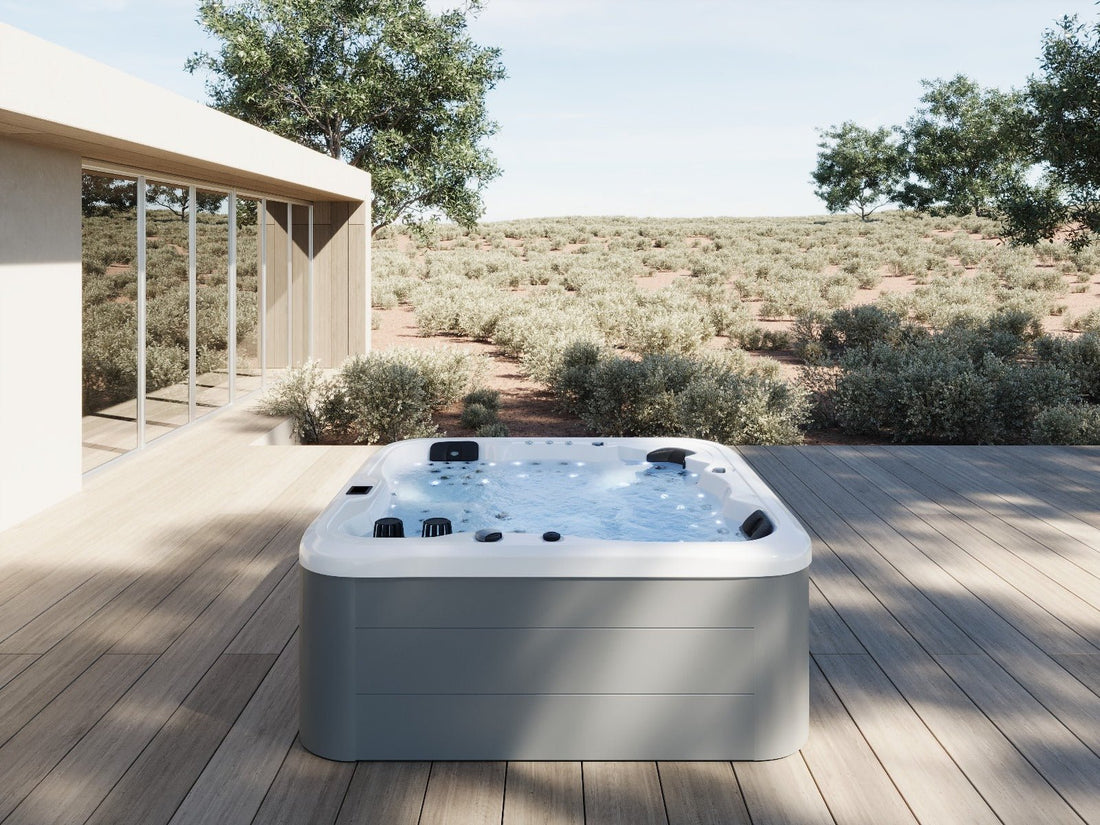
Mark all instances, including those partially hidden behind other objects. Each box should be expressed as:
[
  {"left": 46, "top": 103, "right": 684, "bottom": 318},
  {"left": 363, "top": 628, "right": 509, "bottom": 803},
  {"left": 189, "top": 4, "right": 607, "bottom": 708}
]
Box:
[
  {"left": 419, "top": 762, "right": 506, "bottom": 825},
  {"left": 334, "top": 762, "right": 430, "bottom": 825},
  {"left": 582, "top": 762, "right": 666, "bottom": 825},
  {"left": 2, "top": 409, "right": 1100, "bottom": 824},
  {"left": 801, "top": 658, "right": 918, "bottom": 825},
  {"left": 657, "top": 762, "right": 750, "bottom": 825},
  {"left": 167, "top": 636, "right": 300, "bottom": 825},
  {"left": 501, "top": 762, "right": 584, "bottom": 825},
  {"left": 78, "top": 654, "right": 276, "bottom": 825}
]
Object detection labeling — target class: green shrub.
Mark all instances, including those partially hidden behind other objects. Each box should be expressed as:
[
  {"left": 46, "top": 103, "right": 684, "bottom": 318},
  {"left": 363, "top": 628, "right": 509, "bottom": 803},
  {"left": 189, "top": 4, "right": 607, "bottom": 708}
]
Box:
[
  {"left": 831, "top": 329, "right": 1080, "bottom": 444},
  {"left": 1034, "top": 333, "right": 1100, "bottom": 403},
  {"left": 363, "top": 347, "right": 486, "bottom": 409},
  {"left": 460, "top": 402, "right": 497, "bottom": 430},
  {"left": 258, "top": 361, "right": 341, "bottom": 444},
  {"left": 798, "top": 364, "right": 842, "bottom": 428},
  {"left": 463, "top": 388, "right": 501, "bottom": 412},
  {"left": 475, "top": 421, "right": 510, "bottom": 437},
  {"left": 551, "top": 348, "right": 805, "bottom": 443},
  {"left": 1030, "top": 404, "right": 1100, "bottom": 444},
  {"left": 677, "top": 372, "right": 808, "bottom": 444},
  {"left": 547, "top": 341, "right": 604, "bottom": 415},
  {"left": 339, "top": 357, "right": 438, "bottom": 444},
  {"left": 821, "top": 305, "right": 907, "bottom": 355},
  {"left": 581, "top": 356, "right": 688, "bottom": 436},
  {"left": 261, "top": 349, "right": 485, "bottom": 445}
]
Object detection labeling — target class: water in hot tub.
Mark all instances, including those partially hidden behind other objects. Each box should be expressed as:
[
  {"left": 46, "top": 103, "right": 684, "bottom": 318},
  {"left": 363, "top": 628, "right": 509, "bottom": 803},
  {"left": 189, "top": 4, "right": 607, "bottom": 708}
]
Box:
[{"left": 369, "top": 459, "right": 736, "bottom": 542}]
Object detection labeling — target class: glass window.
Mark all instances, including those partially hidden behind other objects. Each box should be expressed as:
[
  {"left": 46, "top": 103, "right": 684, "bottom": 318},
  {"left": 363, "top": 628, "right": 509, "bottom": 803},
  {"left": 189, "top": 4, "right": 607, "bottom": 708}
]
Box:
[
  {"left": 81, "top": 173, "right": 138, "bottom": 471},
  {"left": 194, "top": 187, "right": 231, "bottom": 414},
  {"left": 144, "top": 181, "right": 191, "bottom": 440},
  {"left": 235, "top": 196, "right": 262, "bottom": 394}
]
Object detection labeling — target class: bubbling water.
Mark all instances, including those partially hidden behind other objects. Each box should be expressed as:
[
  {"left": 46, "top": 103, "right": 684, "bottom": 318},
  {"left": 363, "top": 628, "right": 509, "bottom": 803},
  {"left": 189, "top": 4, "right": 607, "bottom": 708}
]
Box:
[{"left": 365, "top": 459, "right": 735, "bottom": 542}]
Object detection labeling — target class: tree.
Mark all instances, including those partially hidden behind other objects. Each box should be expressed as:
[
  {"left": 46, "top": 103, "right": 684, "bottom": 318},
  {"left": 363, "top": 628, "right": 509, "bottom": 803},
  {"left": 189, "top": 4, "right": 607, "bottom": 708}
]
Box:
[
  {"left": 1001, "top": 15, "right": 1100, "bottom": 248},
  {"left": 187, "top": 0, "right": 505, "bottom": 235},
  {"left": 82, "top": 173, "right": 137, "bottom": 216},
  {"left": 145, "top": 186, "right": 226, "bottom": 221},
  {"left": 897, "top": 75, "right": 1029, "bottom": 217},
  {"left": 811, "top": 122, "right": 905, "bottom": 220}
]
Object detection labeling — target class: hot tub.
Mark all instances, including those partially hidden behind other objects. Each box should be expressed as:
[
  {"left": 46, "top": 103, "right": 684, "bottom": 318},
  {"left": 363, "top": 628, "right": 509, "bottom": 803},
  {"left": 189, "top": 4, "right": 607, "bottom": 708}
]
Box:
[{"left": 299, "top": 437, "right": 810, "bottom": 761}]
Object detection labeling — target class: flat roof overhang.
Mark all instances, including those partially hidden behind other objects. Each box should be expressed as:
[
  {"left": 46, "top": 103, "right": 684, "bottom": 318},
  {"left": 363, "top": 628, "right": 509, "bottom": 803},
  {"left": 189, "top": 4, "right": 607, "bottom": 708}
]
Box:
[{"left": 0, "top": 23, "right": 371, "bottom": 205}]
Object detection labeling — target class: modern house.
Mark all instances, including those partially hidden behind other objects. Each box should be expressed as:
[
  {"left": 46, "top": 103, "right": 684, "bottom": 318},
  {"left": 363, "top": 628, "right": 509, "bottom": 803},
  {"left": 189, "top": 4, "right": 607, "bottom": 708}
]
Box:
[{"left": 0, "top": 23, "right": 373, "bottom": 529}]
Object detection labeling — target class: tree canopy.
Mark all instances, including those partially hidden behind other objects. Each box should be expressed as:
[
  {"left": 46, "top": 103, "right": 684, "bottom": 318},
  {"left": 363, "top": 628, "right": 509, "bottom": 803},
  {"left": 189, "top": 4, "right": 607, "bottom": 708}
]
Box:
[
  {"left": 897, "top": 75, "right": 1029, "bottom": 217},
  {"left": 811, "top": 122, "right": 905, "bottom": 221},
  {"left": 1001, "top": 15, "right": 1100, "bottom": 247},
  {"left": 188, "top": 0, "right": 506, "bottom": 234}
]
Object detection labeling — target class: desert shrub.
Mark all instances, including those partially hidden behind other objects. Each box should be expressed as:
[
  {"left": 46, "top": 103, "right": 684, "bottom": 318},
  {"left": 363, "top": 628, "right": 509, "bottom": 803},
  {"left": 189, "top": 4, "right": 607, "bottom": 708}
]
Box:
[
  {"left": 798, "top": 364, "right": 842, "bottom": 428},
  {"left": 834, "top": 346, "right": 992, "bottom": 442},
  {"left": 580, "top": 355, "right": 696, "bottom": 436},
  {"left": 261, "top": 349, "right": 484, "bottom": 445},
  {"left": 370, "top": 348, "right": 485, "bottom": 409},
  {"left": 339, "top": 358, "right": 437, "bottom": 443},
  {"left": 831, "top": 325, "right": 1079, "bottom": 444},
  {"left": 1034, "top": 333, "right": 1100, "bottom": 402},
  {"left": 546, "top": 341, "right": 605, "bottom": 415},
  {"left": 794, "top": 305, "right": 907, "bottom": 363},
  {"left": 475, "top": 421, "right": 510, "bottom": 437},
  {"left": 677, "top": 372, "right": 808, "bottom": 444},
  {"left": 705, "top": 299, "right": 754, "bottom": 338},
  {"left": 551, "top": 348, "right": 804, "bottom": 443},
  {"left": 258, "top": 361, "right": 344, "bottom": 444},
  {"left": 463, "top": 388, "right": 501, "bottom": 412},
  {"left": 622, "top": 305, "right": 713, "bottom": 355},
  {"left": 1068, "top": 308, "right": 1100, "bottom": 333},
  {"left": 1030, "top": 404, "right": 1100, "bottom": 444},
  {"left": 732, "top": 326, "right": 791, "bottom": 351},
  {"left": 460, "top": 402, "right": 496, "bottom": 430}
]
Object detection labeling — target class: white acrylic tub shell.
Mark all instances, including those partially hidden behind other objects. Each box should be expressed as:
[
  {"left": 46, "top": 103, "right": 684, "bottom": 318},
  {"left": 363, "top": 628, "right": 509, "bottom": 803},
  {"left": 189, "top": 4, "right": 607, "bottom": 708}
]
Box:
[{"left": 299, "top": 437, "right": 811, "bottom": 579}]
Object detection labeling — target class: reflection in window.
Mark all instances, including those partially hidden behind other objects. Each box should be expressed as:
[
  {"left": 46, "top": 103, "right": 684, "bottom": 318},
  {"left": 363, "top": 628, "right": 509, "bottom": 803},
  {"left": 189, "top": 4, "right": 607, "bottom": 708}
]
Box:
[
  {"left": 144, "top": 181, "right": 191, "bottom": 439},
  {"left": 235, "top": 197, "right": 262, "bottom": 393},
  {"left": 81, "top": 173, "right": 138, "bottom": 471},
  {"left": 195, "top": 188, "right": 231, "bottom": 414},
  {"left": 81, "top": 171, "right": 286, "bottom": 471}
]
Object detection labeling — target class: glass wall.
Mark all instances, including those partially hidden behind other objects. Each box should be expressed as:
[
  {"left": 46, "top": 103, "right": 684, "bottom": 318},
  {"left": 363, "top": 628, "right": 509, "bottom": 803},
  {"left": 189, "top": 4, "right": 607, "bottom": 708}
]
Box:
[
  {"left": 81, "top": 169, "right": 310, "bottom": 471},
  {"left": 81, "top": 172, "right": 138, "bottom": 472},
  {"left": 144, "top": 180, "right": 191, "bottom": 441},
  {"left": 194, "top": 187, "right": 231, "bottom": 415},
  {"left": 235, "top": 196, "right": 263, "bottom": 394}
]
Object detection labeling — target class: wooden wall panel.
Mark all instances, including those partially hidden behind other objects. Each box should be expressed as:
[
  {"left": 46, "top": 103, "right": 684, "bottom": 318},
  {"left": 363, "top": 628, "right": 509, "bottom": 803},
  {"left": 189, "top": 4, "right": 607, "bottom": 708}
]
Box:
[
  {"left": 264, "top": 203, "right": 288, "bottom": 369},
  {"left": 348, "top": 222, "right": 369, "bottom": 355},
  {"left": 312, "top": 222, "right": 333, "bottom": 367},
  {"left": 262, "top": 198, "right": 367, "bottom": 369},
  {"left": 328, "top": 203, "right": 351, "bottom": 363}
]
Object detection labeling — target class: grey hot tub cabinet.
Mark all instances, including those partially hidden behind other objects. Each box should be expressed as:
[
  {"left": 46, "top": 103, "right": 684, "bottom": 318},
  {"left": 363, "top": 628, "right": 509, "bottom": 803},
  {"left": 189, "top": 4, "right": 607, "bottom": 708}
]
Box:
[{"left": 300, "top": 569, "right": 808, "bottom": 761}]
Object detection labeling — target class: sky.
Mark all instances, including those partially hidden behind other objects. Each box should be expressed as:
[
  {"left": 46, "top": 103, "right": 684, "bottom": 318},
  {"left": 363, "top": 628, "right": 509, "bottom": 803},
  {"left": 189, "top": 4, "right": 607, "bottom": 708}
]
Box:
[{"left": 3, "top": 0, "right": 1098, "bottom": 221}]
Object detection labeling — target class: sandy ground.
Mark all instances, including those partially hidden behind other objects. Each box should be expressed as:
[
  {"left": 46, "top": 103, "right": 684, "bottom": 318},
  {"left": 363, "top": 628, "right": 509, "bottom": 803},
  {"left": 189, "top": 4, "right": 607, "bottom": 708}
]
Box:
[{"left": 372, "top": 305, "right": 589, "bottom": 438}]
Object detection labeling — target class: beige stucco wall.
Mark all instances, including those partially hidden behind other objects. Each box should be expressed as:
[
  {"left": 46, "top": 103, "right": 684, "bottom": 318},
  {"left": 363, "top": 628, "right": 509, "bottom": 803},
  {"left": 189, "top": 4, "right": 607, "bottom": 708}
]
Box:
[{"left": 0, "top": 138, "right": 83, "bottom": 529}]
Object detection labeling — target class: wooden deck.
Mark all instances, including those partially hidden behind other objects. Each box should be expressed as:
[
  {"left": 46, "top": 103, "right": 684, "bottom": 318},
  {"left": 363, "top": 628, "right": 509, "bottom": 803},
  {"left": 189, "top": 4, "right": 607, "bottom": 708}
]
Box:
[{"left": 2, "top": 405, "right": 1099, "bottom": 824}]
